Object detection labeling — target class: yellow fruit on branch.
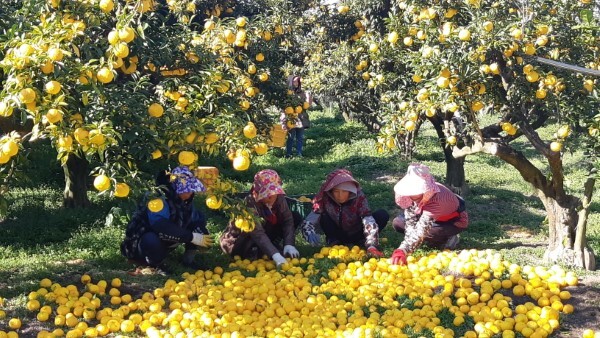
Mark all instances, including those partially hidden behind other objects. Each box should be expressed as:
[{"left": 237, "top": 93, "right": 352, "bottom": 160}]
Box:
[
  {"left": 204, "top": 133, "right": 218, "bottom": 144},
  {"left": 254, "top": 142, "right": 268, "bottom": 155},
  {"left": 404, "top": 120, "right": 416, "bottom": 131},
  {"left": 2, "top": 139, "right": 19, "bottom": 157},
  {"left": 243, "top": 123, "right": 257, "bottom": 139},
  {"left": 151, "top": 149, "right": 162, "bottom": 159},
  {"left": 557, "top": 125, "right": 571, "bottom": 138},
  {"left": 114, "top": 183, "right": 130, "bottom": 198},
  {"left": 46, "top": 108, "right": 63, "bottom": 124},
  {"left": 148, "top": 103, "right": 164, "bottom": 117},
  {"left": 447, "top": 135, "right": 457, "bottom": 145},
  {"left": 19, "top": 88, "right": 37, "bottom": 104},
  {"left": 99, "top": 0, "right": 114, "bottom": 12},
  {"left": 96, "top": 67, "right": 114, "bottom": 84},
  {"left": 45, "top": 80, "right": 62, "bottom": 95},
  {"left": 47, "top": 47, "right": 63, "bottom": 62},
  {"left": 0, "top": 101, "right": 14, "bottom": 117},
  {"left": 118, "top": 27, "right": 135, "bottom": 43},
  {"left": 550, "top": 141, "right": 562, "bottom": 152},
  {"left": 232, "top": 155, "right": 250, "bottom": 171},
  {"left": 255, "top": 53, "right": 265, "bottom": 62},
  {"left": 178, "top": 151, "right": 196, "bottom": 165},
  {"left": 205, "top": 195, "right": 222, "bottom": 209},
  {"left": 94, "top": 174, "right": 111, "bottom": 192}
]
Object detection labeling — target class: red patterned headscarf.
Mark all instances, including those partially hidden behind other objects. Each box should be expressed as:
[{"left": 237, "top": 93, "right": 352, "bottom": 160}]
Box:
[
  {"left": 252, "top": 169, "right": 285, "bottom": 202},
  {"left": 394, "top": 163, "right": 439, "bottom": 211}
]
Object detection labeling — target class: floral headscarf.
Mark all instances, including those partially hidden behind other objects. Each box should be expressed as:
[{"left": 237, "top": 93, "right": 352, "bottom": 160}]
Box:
[
  {"left": 394, "top": 163, "right": 439, "bottom": 210},
  {"left": 170, "top": 166, "right": 205, "bottom": 195},
  {"left": 253, "top": 169, "right": 285, "bottom": 202}
]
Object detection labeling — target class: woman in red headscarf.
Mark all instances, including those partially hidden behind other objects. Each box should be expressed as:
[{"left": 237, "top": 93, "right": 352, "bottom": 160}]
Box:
[
  {"left": 389, "top": 163, "right": 468, "bottom": 265},
  {"left": 220, "top": 169, "right": 302, "bottom": 267},
  {"left": 300, "top": 168, "right": 389, "bottom": 257}
]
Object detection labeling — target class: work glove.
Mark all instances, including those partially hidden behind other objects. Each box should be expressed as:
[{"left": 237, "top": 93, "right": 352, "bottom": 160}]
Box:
[
  {"left": 191, "top": 233, "right": 214, "bottom": 248},
  {"left": 390, "top": 249, "right": 407, "bottom": 265},
  {"left": 272, "top": 253, "right": 287, "bottom": 267},
  {"left": 366, "top": 246, "right": 384, "bottom": 258},
  {"left": 283, "top": 245, "right": 300, "bottom": 258}
]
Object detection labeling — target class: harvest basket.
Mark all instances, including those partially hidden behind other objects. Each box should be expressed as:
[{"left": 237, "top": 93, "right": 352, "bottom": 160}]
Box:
[{"left": 285, "top": 194, "right": 314, "bottom": 218}]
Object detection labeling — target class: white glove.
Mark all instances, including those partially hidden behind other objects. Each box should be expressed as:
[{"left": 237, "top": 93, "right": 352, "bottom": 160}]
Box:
[
  {"left": 283, "top": 245, "right": 299, "bottom": 258},
  {"left": 191, "top": 233, "right": 214, "bottom": 248},
  {"left": 272, "top": 253, "right": 287, "bottom": 266}
]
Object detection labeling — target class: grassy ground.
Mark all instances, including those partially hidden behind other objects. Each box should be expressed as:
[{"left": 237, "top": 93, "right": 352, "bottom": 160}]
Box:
[{"left": 0, "top": 109, "right": 598, "bottom": 336}]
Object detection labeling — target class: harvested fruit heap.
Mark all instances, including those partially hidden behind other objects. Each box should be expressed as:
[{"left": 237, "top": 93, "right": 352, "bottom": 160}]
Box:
[{"left": 0, "top": 247, "right": 596, "bottom": 338}]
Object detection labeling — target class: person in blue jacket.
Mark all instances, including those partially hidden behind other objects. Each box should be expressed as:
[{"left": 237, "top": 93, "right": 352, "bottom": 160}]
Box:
[{"left": 120, "top": 166, "right": 213, "bottom": 273}]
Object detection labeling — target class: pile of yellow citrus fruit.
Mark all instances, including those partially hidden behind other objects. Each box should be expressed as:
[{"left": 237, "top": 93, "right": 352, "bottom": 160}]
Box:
[{"left": 0, "top": 247, "right": 592, "bottom": 338}]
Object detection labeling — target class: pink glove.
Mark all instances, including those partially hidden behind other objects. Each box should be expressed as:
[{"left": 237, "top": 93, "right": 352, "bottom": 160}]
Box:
[
  {"left": 391, "top": 249, "right": 407, "bottom": 265},
  {"left": 367, "top": 246, "right": 384, "bottom": 258}
]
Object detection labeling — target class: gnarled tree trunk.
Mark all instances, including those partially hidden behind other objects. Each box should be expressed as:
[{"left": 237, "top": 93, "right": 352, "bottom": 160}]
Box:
[
  {"left": 457, "top": 139, "right": 597, "bottom": 270},
  {"left": 429, "top": 115, "right": 467, "bottom": 194},
  {"left": 63, "top": 153, "right": 90, "bottom": 208}
]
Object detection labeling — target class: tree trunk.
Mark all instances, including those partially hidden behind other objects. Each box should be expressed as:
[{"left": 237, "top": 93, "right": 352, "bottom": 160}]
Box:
[
  {"left": 63, "top": 154, "right": 90, "bottom": 208},
  {"left": 489, "top": 141, "right": 596, "bottom": 270},
  {"left": 428, "top": 115, "right": 467, "bottom": 194}
]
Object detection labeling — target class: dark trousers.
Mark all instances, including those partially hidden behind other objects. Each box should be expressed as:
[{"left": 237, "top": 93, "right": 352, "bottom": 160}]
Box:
[
  {"left": 320, "top": 209, "right": 390, "bottom": 246},
  {"left": 136, "top": 220, "right": 208, "bottom": 267},
  {"left": 286, "top": 128, "right": 304, "bottom": 156},
  {"left": 392, "top": 215, "right": 465, "bottom": 249}
]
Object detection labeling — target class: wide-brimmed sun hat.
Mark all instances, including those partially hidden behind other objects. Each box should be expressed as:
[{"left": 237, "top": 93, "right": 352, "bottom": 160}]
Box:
[
  {"left": 170, "top": 166, "right": 206, "bottom": 195},
  {"left": 394, "top": 163, "right": 439, "bottom": 209},
  {"left": 253, "top": 169, "right": 285, "bottom": 202}
]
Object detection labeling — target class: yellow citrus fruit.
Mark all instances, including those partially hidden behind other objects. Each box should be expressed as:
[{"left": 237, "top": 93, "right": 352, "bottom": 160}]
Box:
[
  {"left": 258, "top": 73, "right": 269, "bottom": 82},
  {"left": 458, "top": 29, "right": 471, "bottom": 41},
  {"left": 57, "top": 135, "right": 73, "bottom": 150},
  {"left": 447, "top": 135, "right": 457, "bottom": 145},
  {"left": 147, "top": 198, "right": 164, "bottom": 212},
  {"left": 235, "top": 217, "right": 249, "bottom": 229},
  {"left": 255, "top": 53, "right": 265, "bottom": 62},
  {"left": 80, "top": 274, "right": 91, "bottom": 284},
  {"left": 178, "top": 150, "right": 196, "bottom": 165},
  {"left": 46, "top": 108, "right": 63, "bottom": 124},
  {"left": 111, "top": 278, "right": 121, "bottom": 288},
  {"left": 2, "top": 140, "right": 18, "bottom": 157},
  {"left": 404, "top": 120, "right": 416, "bottom": 131},
  {"left": 114, "top": 183, "right": 130, "bottom": 198},
  {"left": 232, "top": 155, "right": 250, "bottom": 171},
  {"left": 205, "top": 195, "right": 222, "bottom": 209},
  {"left": 148, "top": 103, "right": 164, "bottom": 117},
  {"left": 204, "top": 133, "right": 218, "bottom": 144},
  {"left": 114, "top": 42, "right": 129, "bottom": 58},
  {"left": 151, "top": 149, "right": 162, "bottom": 159},
  {"left": 19, "top": 88, "right": 37, "bottom": 104},
  {"left": 74, "top": 128, "right": 89, "bottom": 145},
  {"left": 94, "top": 175, "right": 111, "bottom": 191},
  {"left": 107, "top": 30, "right": 120, "bottom": 45},
  {"left": 387, "top": 31, "right": 399, "bottom": 44},
  {"left": 48, "top": 47, "right": 63, "bottom": 61},
  {"left": 45, "top": 80, "right": 62, "bottom": 95},
  {"left": 99, "top": 0, "right": 114, "bottom": 12},
  {"left": 96, "top": 67, "right": 114, "bottom": 84},
  {"left": 236, "top": 17, "right": 247, "bottom": 27},
  {"left": 8, "top": 318, "right": 22, "bottom": 330},
  {"left": 118, "top": 27, "right": 135, "bottom": 43},
  {"left": 254, "top": 142, "right": 268, "bottom": 155},
  {"left": 40, "top": 60, "right": 54, "bottom": 74},
  {"left": 557, "top": 125, "right": 571, "bottom": 139},
  {"left": 243, "top": 123, "right": 257, "bottom": 139},
  {"left": 550, "top": 141, "right": 562, "bottom": 152}
]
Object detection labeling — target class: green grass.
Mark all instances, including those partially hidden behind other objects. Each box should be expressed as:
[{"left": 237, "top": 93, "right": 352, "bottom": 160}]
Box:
[{"left": 0, "top": 108, "right": 598, "bottom": 326}]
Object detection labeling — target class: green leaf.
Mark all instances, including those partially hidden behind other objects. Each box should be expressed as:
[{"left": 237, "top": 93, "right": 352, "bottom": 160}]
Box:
[{"left": 580, "top": 10, "right": 593, "bottom": 25}]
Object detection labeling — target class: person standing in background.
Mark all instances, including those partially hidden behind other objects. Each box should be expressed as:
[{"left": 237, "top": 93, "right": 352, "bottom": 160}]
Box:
[{"left": 280, "top": 75, "right": 312, "bottom": 158}]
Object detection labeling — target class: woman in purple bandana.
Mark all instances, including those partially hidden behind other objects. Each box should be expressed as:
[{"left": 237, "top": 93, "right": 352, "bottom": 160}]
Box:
[
  {"left": 120, "top": 166, "right": 213, "bottom": 273},
  {"left": 220, "top": 169, "right": 302, "bottom": 267},
  {"left": 389, "top": 163, "right": 468, "bottom": 265}
]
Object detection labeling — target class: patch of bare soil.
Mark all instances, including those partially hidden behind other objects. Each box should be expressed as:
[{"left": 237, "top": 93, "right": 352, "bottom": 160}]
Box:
[{"left": 557, "top": 275, "right": 600, "bottom": 337}]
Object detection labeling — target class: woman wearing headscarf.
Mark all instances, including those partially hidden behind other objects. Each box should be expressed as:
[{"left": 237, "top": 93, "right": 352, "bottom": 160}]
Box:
[
  {"left": 220, "top": 169, "right": 303, "bottom": 267},
  {"left": 120, "top": 166, "right": 213, "bottom": 273},
  {"left": 300, "top": 168, "right": 389, "bottom": 257},
  {"left": 390, "top": 163, "right": 468, "bottom": 265}
]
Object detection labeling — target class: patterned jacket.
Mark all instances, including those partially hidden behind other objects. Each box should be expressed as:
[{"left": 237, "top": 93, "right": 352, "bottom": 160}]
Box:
[{"left": 399, "top": 183, "right": 468, "bottom": 254}]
